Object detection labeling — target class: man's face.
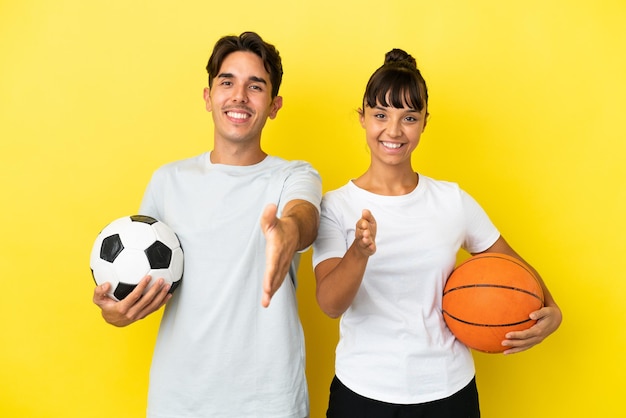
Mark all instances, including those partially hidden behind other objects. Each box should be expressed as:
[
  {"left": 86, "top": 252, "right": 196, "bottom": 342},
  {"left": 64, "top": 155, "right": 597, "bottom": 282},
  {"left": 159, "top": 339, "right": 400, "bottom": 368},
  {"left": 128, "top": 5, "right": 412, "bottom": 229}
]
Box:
[{"left": 204, "top": 51, "right": 282, "bottom": 147}]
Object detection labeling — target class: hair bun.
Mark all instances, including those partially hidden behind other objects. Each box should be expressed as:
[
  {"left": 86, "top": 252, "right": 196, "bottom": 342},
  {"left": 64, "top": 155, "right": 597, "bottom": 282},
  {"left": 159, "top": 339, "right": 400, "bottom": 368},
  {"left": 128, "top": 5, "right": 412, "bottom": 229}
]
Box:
[{"left": 384, "top": 48, "right": 417, "bottom": 69}]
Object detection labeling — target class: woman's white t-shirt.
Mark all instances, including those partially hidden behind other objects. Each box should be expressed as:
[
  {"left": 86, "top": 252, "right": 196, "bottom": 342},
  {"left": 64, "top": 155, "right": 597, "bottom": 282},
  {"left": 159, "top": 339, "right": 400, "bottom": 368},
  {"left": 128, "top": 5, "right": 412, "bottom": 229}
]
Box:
[{"left": 313, "top": 175, "right": 499, "bottom": 404}]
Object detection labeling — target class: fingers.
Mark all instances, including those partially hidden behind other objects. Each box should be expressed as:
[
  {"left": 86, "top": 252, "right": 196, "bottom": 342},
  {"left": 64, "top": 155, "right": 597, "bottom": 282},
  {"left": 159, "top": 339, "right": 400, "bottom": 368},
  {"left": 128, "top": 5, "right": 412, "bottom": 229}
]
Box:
[
  {"left": 501, "top": 308, "right": 555, "bottom": 354},
  {"left": 361, "top": 209, "right": 376, "bottom": 224},
  {"left": 260, "top": 203, "right": 297, "bottom": 308},
  {"left": 133, "top": 285, "right": 172, "bottom": 321},
  {"left": 529, "top": 306, "right": 552, "bottom": 322},
  {"left": 261, "top": 289, "right": 272, "bottom": 309},
  {"left": 261, "top": 259, "right": 276, "bottom": 308},
  {"left": 94, "top": 275, "right": 171, "bottom": 327},
  {"left": 355, "top": 209, "right": 376, "bottom": 255},
  {"left": 261, "top": 248, "right": 287, "bottom": 308},
  {"left": 122, "top": 276, "right": 170, "bottom": 315},
  {"left": 502, "top": 344, "right": 533, "bottom": 355},
  {"left": 502, "top": 330, "right": 545, "bottom": 354},
  {"left": 261, "top": 274, "right": 286, "bottom": 309},
  {"left": 120, "top": 275, "right": 158, "bottom": 307}
]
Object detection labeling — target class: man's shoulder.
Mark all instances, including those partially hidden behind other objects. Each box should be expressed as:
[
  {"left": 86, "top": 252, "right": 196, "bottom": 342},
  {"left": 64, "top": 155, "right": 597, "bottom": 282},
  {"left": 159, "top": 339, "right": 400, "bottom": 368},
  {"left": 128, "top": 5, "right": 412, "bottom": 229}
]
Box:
[
  {"left": 163, "top": 152, "right": 206, "bottom": 168},
  {"left": 264, "top": 155, "right": 320, "bottom": 179},
  {"left": 150, "top": 153, "right": 207, "bottom": 175},
  {"left": 265, "top": 155, "right": 315, "bottom": 169}
]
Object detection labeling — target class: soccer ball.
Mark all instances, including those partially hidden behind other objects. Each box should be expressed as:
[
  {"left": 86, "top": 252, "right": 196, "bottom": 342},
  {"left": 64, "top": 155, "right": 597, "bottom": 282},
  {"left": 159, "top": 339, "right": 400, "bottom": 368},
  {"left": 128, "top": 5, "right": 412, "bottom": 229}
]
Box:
[{"left": 90, "top": 215, "right": 183, "bottom": 301}]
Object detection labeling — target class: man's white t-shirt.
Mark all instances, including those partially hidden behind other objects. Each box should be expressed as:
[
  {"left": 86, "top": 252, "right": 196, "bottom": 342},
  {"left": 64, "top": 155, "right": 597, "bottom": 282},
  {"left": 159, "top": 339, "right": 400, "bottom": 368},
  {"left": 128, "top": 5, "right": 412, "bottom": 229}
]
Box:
[{"left": 140, "top": 152, "right": 321, "bottom": 418}]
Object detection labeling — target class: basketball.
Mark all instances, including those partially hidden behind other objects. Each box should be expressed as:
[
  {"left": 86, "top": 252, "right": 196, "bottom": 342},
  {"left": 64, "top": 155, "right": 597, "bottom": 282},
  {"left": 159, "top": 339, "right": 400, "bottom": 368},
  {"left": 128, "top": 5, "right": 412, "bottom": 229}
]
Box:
[{"left": 442, "top": 253, "right": 544, "bottom": 353}]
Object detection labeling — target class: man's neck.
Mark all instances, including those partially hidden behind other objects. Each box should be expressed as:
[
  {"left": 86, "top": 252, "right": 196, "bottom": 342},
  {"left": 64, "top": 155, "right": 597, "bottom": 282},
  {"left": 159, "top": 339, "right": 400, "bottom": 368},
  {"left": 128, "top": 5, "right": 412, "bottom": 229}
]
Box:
[{"left": 210, "top": 143, "right": 267, "bottom": 166}]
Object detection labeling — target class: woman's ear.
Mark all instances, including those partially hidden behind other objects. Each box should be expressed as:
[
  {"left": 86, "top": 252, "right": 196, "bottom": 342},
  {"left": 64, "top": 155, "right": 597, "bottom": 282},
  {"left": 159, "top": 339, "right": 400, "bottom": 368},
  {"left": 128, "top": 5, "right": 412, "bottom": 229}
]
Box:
[{"left": 358, "top": 107, "right": 365, "bottom": 128}]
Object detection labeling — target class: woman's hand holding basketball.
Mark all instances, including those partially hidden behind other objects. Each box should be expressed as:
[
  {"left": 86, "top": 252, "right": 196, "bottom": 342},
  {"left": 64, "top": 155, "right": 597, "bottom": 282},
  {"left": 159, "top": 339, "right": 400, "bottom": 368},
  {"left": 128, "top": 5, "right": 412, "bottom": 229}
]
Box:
[{"left": 502, "top": 304, "right": 563, "bottom": 355}]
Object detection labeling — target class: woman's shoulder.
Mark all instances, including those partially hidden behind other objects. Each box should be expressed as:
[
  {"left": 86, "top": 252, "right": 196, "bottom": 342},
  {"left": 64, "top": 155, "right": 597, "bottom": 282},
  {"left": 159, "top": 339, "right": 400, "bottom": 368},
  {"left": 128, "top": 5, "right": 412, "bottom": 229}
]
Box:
[
  {"left": 323, "top": 180, "right": 358, "bottom": 199},
  {"left": 419, "top": 174, "right": 463, "bottom": 194}
]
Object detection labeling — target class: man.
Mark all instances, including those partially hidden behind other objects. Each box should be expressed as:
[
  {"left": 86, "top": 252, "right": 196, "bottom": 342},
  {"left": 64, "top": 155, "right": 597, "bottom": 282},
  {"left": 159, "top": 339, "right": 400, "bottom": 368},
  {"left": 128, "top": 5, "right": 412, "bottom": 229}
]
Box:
[{"left": 93, "top": 31, "right": 321, "bottom": 418}]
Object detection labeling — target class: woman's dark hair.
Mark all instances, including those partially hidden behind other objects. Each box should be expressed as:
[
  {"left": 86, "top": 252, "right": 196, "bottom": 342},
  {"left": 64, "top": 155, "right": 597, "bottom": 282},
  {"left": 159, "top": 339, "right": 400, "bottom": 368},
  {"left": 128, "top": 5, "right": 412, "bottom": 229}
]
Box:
[
  {"left": 362, "top": 48, "right": 428, "bottom": 113},
  {"left": 206, "top": 32, "right": 283, "bottom": 98}
]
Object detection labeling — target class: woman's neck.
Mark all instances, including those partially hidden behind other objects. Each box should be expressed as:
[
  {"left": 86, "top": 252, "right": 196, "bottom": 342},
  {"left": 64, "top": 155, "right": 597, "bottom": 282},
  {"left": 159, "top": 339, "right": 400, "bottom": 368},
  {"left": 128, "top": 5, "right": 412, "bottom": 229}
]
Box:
[{"left": 353, "top": 165, "right": 418, "bottom": 196}]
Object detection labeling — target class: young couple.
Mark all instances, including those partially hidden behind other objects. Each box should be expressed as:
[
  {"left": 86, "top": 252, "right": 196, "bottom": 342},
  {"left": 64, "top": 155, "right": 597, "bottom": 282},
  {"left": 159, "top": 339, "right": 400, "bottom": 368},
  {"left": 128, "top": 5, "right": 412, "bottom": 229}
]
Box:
[{"left": 93, "top": 32, "right": 562, "bottom": 418}]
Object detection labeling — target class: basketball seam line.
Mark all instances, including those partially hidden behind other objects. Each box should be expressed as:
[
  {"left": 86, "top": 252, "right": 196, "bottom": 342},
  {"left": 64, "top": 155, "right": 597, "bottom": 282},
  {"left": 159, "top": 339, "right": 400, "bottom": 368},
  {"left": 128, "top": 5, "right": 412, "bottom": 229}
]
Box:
[
  {"left": 442, "top": 311, "right": 534, "bottom": 327},
  {"left": 443, "top": 284, "right": 544, "bottom": 302},
  {"left": 461, "top": 255, "right": 534, "bottom": 275}
]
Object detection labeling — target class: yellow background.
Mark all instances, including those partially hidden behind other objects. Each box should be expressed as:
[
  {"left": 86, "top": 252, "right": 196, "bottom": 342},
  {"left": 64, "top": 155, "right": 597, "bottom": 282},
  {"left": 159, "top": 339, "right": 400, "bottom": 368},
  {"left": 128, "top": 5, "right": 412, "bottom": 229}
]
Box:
[{"left": 1, "top": 1, "right": 625, "bottom": 417}]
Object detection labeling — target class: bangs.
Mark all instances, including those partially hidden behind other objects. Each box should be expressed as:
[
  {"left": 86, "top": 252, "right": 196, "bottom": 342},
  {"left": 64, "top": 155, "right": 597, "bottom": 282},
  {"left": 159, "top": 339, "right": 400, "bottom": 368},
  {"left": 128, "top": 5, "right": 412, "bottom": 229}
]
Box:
[{"left": 363, "top": 68, "right": 427, "bottom": 111}]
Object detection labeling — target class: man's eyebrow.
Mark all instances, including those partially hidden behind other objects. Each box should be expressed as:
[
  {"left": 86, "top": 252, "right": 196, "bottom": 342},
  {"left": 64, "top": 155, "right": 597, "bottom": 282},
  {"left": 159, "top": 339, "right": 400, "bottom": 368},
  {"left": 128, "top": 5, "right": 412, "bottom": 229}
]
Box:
[
  {"left": 248, "top": 76, "right": 267, "bottom": 85},
  {"left": 217, "top": 73, "right": 267, "bottom": 85}
]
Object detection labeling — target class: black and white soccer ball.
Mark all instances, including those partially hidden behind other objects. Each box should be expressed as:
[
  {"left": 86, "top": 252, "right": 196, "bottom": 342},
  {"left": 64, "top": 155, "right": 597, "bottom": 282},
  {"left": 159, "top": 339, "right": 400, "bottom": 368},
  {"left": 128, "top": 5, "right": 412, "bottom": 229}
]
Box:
[{"left": 90, "top": 215, "right": 183, "bottom": 301}]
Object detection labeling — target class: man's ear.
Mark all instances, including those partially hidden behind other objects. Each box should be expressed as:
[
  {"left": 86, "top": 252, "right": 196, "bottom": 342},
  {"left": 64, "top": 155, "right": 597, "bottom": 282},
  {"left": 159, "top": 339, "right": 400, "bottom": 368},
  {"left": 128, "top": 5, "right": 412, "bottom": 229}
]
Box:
[
  {"left": 203, "top": 87, "right": 212, "bottom": 112},
  {"left": 269, "top": 95, "right": 283, "bottom": 119}
]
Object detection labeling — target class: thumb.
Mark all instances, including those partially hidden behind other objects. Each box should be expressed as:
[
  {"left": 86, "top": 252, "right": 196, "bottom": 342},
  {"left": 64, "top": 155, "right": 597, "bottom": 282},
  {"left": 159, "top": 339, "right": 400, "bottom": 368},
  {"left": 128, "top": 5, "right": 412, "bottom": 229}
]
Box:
[
  {"left": 95, "top": 281, "right": 111, "bottom": 296},
  {"left": 362, "top": 209, "right": 376, "bottom": 224},
  {"left": 529, "top": 307, "right": 548, "bottom": 321},
  {"left": 93, "top": 282, "right": 113, "bottom": 305},
  {"left": 260, "top": 203, "right": 278, "bottom": 233}
]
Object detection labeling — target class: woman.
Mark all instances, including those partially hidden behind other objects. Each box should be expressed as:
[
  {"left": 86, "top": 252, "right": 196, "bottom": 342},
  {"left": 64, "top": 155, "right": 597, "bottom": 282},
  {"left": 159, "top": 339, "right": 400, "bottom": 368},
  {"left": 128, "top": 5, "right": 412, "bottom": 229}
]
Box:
[{"left": 312, "top": 49, "right": 562, "bottom": 417}]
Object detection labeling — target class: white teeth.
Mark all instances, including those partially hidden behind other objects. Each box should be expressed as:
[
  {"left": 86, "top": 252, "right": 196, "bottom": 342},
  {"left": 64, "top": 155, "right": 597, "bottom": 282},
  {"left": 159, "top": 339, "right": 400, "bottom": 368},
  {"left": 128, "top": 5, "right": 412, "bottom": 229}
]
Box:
[
  {"left": 382, "top": 142, "right": 402, "bottom": 149},
  {"left": 227, "top": 111, "right": 248, "bottom": 119}
]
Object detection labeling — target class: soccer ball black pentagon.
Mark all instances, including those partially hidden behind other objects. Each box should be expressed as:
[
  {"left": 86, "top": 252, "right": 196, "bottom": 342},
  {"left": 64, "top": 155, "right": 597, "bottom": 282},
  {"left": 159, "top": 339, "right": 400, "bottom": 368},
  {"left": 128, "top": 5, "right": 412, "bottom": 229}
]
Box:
[{"left": 90, "top": 215, "right": 183, "bottom": 301}]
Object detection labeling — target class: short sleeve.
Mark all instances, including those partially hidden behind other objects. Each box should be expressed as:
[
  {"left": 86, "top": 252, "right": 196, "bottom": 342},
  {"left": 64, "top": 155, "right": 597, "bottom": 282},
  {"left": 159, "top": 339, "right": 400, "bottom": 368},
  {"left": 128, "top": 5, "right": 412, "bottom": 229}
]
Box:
[
  {"left": 279, "top": 161, "right": 322, "bottom": 215},
  {"left": 312, "top": 193, "right": 350, "bottom": 268},
  {"left": 460, "top": 190, "right": 500, "bottom": 253}
]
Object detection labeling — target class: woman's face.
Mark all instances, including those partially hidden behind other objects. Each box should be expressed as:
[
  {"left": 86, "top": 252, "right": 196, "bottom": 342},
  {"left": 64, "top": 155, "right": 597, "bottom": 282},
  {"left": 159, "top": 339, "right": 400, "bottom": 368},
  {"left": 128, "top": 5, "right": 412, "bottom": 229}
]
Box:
[{"left": 359, "top": 100, "right": 428, "bottom": 168}]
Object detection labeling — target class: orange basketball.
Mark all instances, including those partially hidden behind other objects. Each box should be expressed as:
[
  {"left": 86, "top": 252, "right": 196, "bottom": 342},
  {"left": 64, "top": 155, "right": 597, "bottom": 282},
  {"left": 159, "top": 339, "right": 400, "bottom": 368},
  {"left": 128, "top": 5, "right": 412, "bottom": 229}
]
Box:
[{"left": 442, "top": 253, "right": 544, "bottom": 353}]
